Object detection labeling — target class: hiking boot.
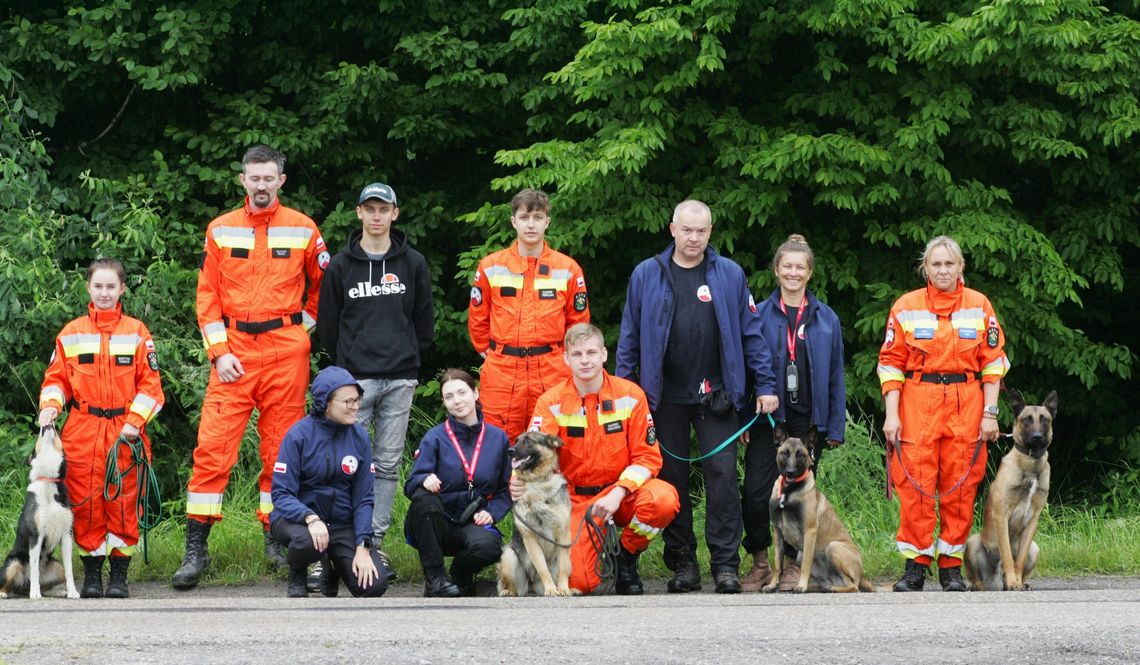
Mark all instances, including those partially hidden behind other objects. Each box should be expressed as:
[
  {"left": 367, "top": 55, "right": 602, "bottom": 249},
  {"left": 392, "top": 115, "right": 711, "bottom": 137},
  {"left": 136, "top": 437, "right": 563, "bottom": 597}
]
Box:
[
  {"left": 450, "top": 564, "right": 476, "bottom": 597},
  {"left": 80, "top": 555, "right": 104, "bottom": 598},
  {"left": 893, "top": 559, "right": 928, "bottom": 592},
  {"left": 307, "top": 560, "right": 324, "bottom": 593},
  {"left": 615, "top": 548, "right": 644, "bottom": 596},
  {"left": 286, "top": 565, "right": 308, "bottom": 598},
  {"left": 778, "top": 557, "right": 802, "bottom": 592},
  {"left": 172, "top": 519, "right": 212, "bottom": 589},
  {"left": 104, "top": 556, "right": 130, "bottom": 599},
  {"left": 939, "top": 565, "right": 967, "bottom": 592},
  {"left": 740, "top": 550, "right": 772, "bottom": 592},
  {"left": 424, "top": 571, "right": 462, "bottom": 598},
  {"left": 714, "top": 567, "right": 742, "bottom": 594},
  {"left": 666, "top": 550, "right": 701, "bottom": 593},
  {"left": 264, "top": 530, "right": 289, "bottom": 571},
  {"left": 319, "top": 557, "right": 339, "bottom": 597}
]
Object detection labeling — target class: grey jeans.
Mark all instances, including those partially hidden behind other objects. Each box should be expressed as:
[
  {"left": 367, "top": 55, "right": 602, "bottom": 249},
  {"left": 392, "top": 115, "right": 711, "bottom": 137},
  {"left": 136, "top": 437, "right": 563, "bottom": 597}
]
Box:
[{"left": 356, "top": 378, "right": 417, "bottom": 542}]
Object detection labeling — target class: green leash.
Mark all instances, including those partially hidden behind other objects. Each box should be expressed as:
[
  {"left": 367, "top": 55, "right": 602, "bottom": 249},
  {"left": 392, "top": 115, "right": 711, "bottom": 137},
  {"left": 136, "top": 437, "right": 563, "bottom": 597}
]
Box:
[
  {"left": 660, "top": 412, "right": 776, "bottom": 463},
  {"left": 104, "top": 435, "right": 162, "bottom": 564}
]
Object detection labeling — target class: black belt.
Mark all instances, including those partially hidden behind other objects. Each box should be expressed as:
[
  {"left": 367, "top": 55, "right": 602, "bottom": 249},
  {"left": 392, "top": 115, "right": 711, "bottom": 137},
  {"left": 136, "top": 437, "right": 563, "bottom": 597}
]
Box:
[
  {"left": 571, "top": 484, "right": 606, "bottom": 496},
  {"left": 69, "top": 400, "right": 126, "bottom": 419},
  {"left": 223, "top": 312, "right": 303, "bottom": 334},
  {"left": 489, "top": 340, "right": 554, "bottom": 357},
  {"left": 905, "top": 371, "right": 980, "bottom": 384}
]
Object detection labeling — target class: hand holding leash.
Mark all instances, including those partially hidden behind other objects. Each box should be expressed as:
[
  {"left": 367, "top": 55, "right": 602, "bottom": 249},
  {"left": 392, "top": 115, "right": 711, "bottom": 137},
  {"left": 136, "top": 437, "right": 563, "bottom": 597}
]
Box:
[
  {"left": 37, "top": 407, "right": 58, "bottom": 427},
  {"left": 591, "top": 486, "right": 627, "bottom": 523}
]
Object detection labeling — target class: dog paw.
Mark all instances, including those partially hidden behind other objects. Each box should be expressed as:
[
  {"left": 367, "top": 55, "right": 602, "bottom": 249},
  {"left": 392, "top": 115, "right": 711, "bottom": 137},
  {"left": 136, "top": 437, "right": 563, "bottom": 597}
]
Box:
[
  {"left": 498, "top": 589, "right": 517, "bottom": 597},
  {"left": 544, "top": 587, "right": 570, "bottom": 597},
  {"left": 761, "top": 583, "right": 779, "bottom": 594},
  {"left": 67, "top": 589, "right": 80, "bottom": 599},
  {"left": 791, "top": 586, "right": 807, "bottom": 594},
  {"left": 29, "top": 590, "right": 42, "bottom": 600}
]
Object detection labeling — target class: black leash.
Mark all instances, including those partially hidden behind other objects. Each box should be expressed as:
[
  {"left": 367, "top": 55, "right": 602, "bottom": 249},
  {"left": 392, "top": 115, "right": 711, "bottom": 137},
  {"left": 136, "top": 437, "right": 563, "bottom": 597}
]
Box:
[{"left": 511, "top": 504, "right": 621, "bottom": 592}]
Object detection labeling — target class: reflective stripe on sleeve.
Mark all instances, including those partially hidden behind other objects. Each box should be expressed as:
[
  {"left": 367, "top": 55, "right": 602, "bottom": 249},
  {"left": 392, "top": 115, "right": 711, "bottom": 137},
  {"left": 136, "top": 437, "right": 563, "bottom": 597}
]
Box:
[
  {"left": 618, "top": 464, "right": 651, "bottom": 489},
  {"left": 129, "top": 393, "right": 161, "bottom": 422},
  {"left": 877, "top": 364, "right": 906, "bottom": 385}
]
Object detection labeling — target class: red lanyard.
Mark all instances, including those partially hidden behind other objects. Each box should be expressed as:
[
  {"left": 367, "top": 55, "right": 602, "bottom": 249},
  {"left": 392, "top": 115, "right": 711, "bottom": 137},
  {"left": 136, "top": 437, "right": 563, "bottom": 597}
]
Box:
[
  {"left": 444, "top": 420, "right": 485, "bottom": 486},
  {"left": 778, "top": 298, "right": 806, "bottom": 362}
]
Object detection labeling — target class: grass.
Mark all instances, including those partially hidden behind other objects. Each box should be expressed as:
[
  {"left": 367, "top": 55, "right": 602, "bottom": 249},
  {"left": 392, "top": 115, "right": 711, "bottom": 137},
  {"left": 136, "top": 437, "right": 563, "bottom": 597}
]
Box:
[{"left": 1, "top": 414, "right": 1137, "bottom": 587}]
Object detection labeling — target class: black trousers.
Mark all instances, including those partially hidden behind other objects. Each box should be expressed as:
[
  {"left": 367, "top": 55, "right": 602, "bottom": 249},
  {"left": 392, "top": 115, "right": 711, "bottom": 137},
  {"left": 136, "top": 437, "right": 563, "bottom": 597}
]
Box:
[
  {"left": 406, "top": 489, "right": 503, "bottom": 579},
  {"left": 270, "top": 519, "right": 389, "bottom": 597},
  {"left": 741, "top": 408, "right": 816, "bottom": 554},
  {"left": 655, "top": 403, "right": 742, "bottom": 572}
]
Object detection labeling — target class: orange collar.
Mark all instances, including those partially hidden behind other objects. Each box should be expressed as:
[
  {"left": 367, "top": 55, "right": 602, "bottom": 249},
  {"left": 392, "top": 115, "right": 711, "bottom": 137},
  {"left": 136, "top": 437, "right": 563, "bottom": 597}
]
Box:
[
  {"left": 779, "top": 468, "right": 810, "bottom": 492},
  {"left": 34, "top": 476, "right": 62, "bottom": 483}
]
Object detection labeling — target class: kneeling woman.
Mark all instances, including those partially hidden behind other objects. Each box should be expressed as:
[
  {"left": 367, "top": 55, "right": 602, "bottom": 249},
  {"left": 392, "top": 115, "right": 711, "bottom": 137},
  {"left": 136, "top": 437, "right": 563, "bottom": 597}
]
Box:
[
  {"left": 270, "top": 366, "right": 389, "bottom": 597},
  {"left": 405, "top": 369, "right": 512, "bottom": 597}
]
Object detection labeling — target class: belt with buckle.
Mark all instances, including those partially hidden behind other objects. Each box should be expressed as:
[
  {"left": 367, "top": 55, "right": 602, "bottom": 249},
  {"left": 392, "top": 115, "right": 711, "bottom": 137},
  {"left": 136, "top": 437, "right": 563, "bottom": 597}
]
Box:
[
  {"left": 69, "top": 400, "right": 126, "bottom": 419},
  {"left": 223, "top": 312, "right": 303, "bottom": 334},
  {"left": 905, "top": 371, "right": 980, "bottom": 384},
  {"left": 570, "top": 484, "right": 606, "bottom": 496},
  {"left": 489, "top": 340, "right": 554, "bottom": 357}
]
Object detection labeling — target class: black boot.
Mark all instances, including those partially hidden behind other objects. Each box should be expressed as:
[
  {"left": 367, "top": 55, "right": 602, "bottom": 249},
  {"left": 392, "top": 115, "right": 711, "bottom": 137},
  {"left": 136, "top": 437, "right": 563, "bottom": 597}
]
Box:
[
  {"left": 893, "top": 559, "right": 928, "bottom": 592},
  {"left": 939, "top": 565, "right": 968, "bottom": 592},
  {"left": 105, "top": 556, "right": 130, "bottom": 599},
  {"left": 423, "top": 568, "right": 462, "bottom": 598},
  {"left": 615, "top": 547, "right": 644, "bottom": 596},
  {"left": 287, "top": 565, "right": 308, "bottom": 598},
  {"left": 264, "top": 530, "right": 289, "bottom": 571},
  {"left": 666, "top": 549, "right": 702, "bottom": 593},
  {"left": 319, "top": 557, "right": 339, "bottom": 598},
  {"left": 80, "top": 555, "right": 104, "bottom": 598},
  {"left": 449, "top": 564, "right": 476, "bottom": 597},
  {"left": 172, "top": 519, "right": 212, "bottom": 589}
]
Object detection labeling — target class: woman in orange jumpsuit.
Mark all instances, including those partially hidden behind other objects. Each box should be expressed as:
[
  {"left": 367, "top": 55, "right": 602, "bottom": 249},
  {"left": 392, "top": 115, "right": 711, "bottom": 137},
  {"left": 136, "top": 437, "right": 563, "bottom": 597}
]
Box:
[
  {"left": 878, "top": 236, "right": 1008, "bottom": 592},
  {"left": 38, "top": 258, "right": 164, "bottom": 599}
]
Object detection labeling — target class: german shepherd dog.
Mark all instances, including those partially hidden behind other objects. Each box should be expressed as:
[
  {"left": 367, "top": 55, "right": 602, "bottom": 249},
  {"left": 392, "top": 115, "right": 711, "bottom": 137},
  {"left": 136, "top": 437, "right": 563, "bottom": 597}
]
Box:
[
  {"left": 498, "top": 431, "right": 573, "bottom": 597},
  {"left": 0, "top": 426, "right": 79, "bottom": 599},
  {"left": 965, "top": 389, "right": 1057, "bottom": 591},
  {"left": 763, "top": 428, "right": 873, "bottom": 593}
]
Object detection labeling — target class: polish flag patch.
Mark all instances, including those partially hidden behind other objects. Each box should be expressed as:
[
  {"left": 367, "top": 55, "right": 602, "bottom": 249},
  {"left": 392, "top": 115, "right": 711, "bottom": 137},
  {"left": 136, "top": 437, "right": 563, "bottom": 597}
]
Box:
[
  {"left": 528, "top": 416, "right": 543, "bottom": 432},
  {"left": 576, "top": 276, "right": 585, "bottom": 288},
  {"left": 273, "top": 462, "right": 287, "bottom": 474}
]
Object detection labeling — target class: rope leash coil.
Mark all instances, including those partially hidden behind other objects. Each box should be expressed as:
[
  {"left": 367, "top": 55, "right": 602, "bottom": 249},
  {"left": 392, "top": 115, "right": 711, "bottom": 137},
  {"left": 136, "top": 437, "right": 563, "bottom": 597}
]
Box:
[
  {"left": 511, "top": 505, "right": 620, "bottom": 593},
  {"left": 661, "top": 412, "right": 775, "bottom": 463},
  {"left": 103, "top": 435, "right": 162, "bottom": 563}
]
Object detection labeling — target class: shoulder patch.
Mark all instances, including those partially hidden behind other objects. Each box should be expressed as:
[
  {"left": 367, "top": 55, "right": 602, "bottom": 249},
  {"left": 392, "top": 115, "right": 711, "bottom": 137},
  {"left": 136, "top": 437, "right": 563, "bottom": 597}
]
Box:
[
  {"left": 318, "top": 250, "right": 331, "bottom": 271},
  {"left": 646, "top": 426, "right": 657, "bottom": 446},
  {"left": 470, "top": 286, "right": 483, "bottom": 306},
  {"left": 574, "top": 292, "right": 588, "bottom": 312},
  {"left": 882, "top": 320, "right": 895, "bottom": 349},
  {"left": 147, "top": 352, "right": 160, "bottom": 371},
  {"left": 529, "top": 416, "right": 543, "bottom": 432},
  {"left": 576, "top": 275, "right": 585, "bottom": 289},
  {"left": 340, "top": 455, "right": 359, "bottom": 475}
]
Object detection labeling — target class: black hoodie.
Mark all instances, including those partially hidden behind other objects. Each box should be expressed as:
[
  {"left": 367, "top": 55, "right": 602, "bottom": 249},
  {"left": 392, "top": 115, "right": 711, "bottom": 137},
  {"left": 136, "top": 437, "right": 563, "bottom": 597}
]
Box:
[{"left": 317, "top": 228, "right": 434, "bottom": 380}]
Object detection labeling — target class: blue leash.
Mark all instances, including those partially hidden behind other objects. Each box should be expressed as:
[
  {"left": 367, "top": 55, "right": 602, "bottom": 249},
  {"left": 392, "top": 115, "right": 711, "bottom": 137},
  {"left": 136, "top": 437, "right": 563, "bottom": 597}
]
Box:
[{"left": 660, "top": 412, "right": 776, "bottom": 462}]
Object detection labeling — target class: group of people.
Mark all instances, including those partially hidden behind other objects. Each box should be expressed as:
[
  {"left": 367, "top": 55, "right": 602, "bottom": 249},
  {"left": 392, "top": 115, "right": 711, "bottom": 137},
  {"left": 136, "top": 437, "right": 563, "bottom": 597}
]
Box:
[{"left": 35, "top": 144, "right": 1009, "bottom": 599}]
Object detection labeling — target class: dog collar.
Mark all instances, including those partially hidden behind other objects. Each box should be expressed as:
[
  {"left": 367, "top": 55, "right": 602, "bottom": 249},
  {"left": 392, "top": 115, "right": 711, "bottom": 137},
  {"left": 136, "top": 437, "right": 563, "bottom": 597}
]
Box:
[
  {"left": 777, "top": 469, "right": 811, "bottom": 508},
  {"left": 34, "top": 476, "right": 62, "bottom": 483}
]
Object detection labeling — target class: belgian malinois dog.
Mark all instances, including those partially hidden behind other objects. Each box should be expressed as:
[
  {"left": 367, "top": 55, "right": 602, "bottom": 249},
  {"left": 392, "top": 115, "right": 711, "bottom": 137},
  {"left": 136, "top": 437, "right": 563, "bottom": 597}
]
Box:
[
  {"left": 965, "top": 389, "right": 1057, "bottom": 591},
  {"left": 498, "top": 431, "right": 573, "bottom": 597},
  {"left": 763, "top": 428, "right": 873, "bottom": 593}
]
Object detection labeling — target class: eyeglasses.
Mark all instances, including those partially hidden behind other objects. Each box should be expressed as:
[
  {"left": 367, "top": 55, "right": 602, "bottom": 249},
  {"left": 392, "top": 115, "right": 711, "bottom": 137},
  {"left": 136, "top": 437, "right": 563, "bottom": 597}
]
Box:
[{"left": 332, "top": 397, "right": 361, "bottom": 409}]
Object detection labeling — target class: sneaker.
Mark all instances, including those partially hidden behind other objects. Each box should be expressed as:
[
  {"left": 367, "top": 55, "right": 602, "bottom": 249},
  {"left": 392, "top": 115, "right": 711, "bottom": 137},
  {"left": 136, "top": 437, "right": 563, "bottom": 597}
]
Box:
[
  {"left": 713, "top": 567, "right": 742, "bottom": 594},
  {"left": 306, "top": 560, "right": 323, "bottom": 593},
  {"left": 740, "top": 551, "right": 772, "bottom": 592},
  {"left": 778, "top": 558, "right": 802, "bottom": 592},
  {"left": 939, "top": 566, "right": 967, "bottom": 592},
  {"left": 893, "top": 559, "right": 928, "bottom": 592}
]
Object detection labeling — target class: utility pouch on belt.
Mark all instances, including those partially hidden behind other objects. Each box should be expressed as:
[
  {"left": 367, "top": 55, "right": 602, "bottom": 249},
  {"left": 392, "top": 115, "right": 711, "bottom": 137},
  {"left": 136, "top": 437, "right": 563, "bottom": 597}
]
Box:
[
  {"left": 701, "top": 388, "right": 734, "bottom": 417},
  {"left": 786, "top": 361, "right": 799, "bottom": 404}
]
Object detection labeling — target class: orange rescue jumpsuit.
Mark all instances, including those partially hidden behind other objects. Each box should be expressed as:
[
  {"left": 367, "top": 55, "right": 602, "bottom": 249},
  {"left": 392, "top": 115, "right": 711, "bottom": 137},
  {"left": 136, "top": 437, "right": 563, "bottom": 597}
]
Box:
[
  {"left": 877, "top": 283, "right": 1009, "bottom": 567},
  {"left": 469, "top": 242, "right": 589, "bottom": 441},
  {"left": 189, "top": 197, "right": 326, "bottom": 527},
  {"left": 530, "top": 372, "right": 680, "bottom": 593},
  {"left": 39, "top": 303, "right": 164, "bottom": 556}
]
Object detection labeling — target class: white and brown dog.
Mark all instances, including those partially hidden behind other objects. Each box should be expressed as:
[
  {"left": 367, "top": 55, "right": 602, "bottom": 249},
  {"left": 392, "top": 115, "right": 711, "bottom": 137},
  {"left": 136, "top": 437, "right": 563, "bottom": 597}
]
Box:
[{"left": 0, "top": 426, "right": 79, "bottom": 599}]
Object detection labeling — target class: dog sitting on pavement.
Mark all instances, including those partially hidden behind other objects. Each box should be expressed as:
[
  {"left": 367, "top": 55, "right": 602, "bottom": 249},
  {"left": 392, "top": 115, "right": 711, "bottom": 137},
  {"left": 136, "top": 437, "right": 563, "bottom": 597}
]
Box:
[
  {"left": 0, "top": 426, "right": 80, "bottom": 599},
  {"left": 763, "top": 427, "right": 873, "bottom": 593},
  {"left": 498, "top": 431, "right": 573, "bottom": 597},
  {"left": 965, "top": 389, "right": 1057, "bottom": 591}
]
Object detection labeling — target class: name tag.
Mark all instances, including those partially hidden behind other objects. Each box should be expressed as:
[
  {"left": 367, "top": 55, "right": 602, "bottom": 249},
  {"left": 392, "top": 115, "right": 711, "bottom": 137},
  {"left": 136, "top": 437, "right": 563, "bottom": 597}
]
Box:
[
  {"left": 272, "top": 248, "right": 291, "bottom": 259},
  {"left": 958, "top": 327, "right": 977, "bottom": 340},
  {"left": 115, "top": 355, "right": 134, "bottom": 366},
  {"left": 914, "top": 328, "right": 934, "bottom": 340},
  {"left": 538, "top": 289, "right": 557, "bottom": 300},
  {"left": 604, "top": 421, "right": 624, "bottom": 434}
]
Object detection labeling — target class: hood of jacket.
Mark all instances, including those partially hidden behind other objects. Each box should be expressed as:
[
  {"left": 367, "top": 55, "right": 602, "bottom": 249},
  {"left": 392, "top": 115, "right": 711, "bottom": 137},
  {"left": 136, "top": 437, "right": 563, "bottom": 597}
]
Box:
[{"left": 310, "top": 366, "right": 363, "bottom": 415}]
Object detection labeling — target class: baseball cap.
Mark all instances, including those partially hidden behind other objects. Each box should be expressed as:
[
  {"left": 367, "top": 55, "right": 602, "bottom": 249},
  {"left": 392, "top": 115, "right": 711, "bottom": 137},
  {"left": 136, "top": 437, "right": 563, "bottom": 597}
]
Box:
[{"left": 358, "top": 182, "right": 397, "bottom": 205}]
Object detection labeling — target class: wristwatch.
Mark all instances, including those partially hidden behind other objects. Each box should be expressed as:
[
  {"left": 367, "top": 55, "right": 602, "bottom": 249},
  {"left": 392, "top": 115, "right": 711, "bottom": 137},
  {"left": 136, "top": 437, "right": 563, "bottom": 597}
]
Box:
[
  {"left": 984, "top": 405, "right": 1000, "bottom": 416},
  {"left": 360, "top": 537, "right": 373, "bottom": 549}
]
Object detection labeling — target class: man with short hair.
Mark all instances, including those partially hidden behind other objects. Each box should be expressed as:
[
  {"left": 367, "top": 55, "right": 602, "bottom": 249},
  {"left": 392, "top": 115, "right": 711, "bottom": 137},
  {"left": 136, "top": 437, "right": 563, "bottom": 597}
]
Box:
[
  {"left": 617, "top": 199, "right": 778, "bottom": 594},
  {"left": 318, "top": 182, "right": 434, "bottom": 576},
  {"left": 174, "top": 145, "right": 328, "bottom": 589},
  {"left": 468, "top": 189, "right": 590, "bottom": 442},
  {"left": 526, "top": 323, "right": 679, "bottom": 595}
]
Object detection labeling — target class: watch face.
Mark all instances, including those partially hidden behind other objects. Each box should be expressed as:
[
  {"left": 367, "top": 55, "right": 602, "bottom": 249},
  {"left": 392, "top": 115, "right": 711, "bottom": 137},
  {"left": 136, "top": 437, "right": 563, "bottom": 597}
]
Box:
[{"left": 986, "top": 406, "right": 1000, "bottom": 415}]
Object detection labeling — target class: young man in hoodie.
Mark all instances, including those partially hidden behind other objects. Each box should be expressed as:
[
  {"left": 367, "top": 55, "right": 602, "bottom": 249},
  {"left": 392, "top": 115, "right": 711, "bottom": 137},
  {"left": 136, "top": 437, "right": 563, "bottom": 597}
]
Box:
[{"left": 317, "top": 182, "right": 434, "bottom": 575}]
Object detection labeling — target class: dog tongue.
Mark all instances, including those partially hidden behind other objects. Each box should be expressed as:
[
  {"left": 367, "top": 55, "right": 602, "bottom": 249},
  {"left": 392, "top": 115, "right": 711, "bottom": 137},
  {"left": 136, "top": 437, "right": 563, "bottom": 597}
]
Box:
[{"left": 510, "top": 457, "right": 526, "bottom": 469}]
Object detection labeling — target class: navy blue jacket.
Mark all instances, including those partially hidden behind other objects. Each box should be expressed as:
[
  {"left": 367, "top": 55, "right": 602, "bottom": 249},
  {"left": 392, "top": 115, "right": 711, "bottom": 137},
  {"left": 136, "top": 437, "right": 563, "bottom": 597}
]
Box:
[
  {"left": 756, "top": 289, "right": 847, "bottom": 441},
  {"left": 617, "top": 243, "right": 777, "bottom": 411},
  {"left": 270, "top": 367, "right": 374, "bottom": 546},
  {"left": 404, "top": 416, "right": 512, "bottom": 523}
]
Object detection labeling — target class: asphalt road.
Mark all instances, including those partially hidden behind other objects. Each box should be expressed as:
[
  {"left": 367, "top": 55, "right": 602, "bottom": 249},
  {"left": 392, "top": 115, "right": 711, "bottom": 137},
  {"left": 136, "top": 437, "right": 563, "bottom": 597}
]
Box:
[{"left": 3, "top": 577, "right": 1138, "bottom": 664}]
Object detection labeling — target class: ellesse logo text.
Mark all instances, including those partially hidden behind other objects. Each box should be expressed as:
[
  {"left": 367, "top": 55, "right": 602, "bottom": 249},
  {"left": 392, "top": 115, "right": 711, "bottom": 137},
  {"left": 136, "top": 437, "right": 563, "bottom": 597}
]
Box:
[{"left": 348, "top": 276, "right": 406, "bottom": 298}]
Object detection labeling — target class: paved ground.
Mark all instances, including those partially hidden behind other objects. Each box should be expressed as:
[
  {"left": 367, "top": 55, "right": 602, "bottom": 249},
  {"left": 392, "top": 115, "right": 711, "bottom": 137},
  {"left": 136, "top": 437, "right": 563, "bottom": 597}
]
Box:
[{"left": 2, "top": 577, "right": 1138, "bottom": 664}]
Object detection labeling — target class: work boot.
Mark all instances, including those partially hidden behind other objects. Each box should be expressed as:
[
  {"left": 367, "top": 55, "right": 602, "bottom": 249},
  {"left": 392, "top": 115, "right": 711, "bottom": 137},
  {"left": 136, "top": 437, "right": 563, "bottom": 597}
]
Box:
[
  {"left": 893, "top": 559, "right": 928, "bottom": 592},
  {"left": 666, "top": 550, "right": 702, "bottom": 593},
  {"left": 264, "top": 530, "right": 289, "bottom": 571},
  {"left": 449, "top": 564, "right": 476, "bottom": 597},
  {"left": 319, "top": 557, "right": 339, "bottom": 598},
  {"left": 104, "top": 556, "right": 130, "bottom": 599},
  {"left": 778, "top": 557, "right": 802, "bottom": 592},
  {"left": 287, "top": 565, "right": 308, "bottom": 598},
  {"left": 714, "top": 566, "right": 742, "bottom": 594},
  {"left": 423, "top": 569, "right": 462, "bottom": 598},
  {"left": 79, "top": 555, "right": 104, "bottom": 598},
  {"left": 172, "top": 519, "right": 212, "bottom": 589},
  {"left": 740, "top": 550, "right": 773, "bottom": 592},
  {"left": 615, "top": 547, "right": 644, "bottom": 596},
  {"left": 306, "top": 559, "right": 324, "bottom": 593},
  {"left": 939, "top": 565, "right": 968, "bottom": 592}
]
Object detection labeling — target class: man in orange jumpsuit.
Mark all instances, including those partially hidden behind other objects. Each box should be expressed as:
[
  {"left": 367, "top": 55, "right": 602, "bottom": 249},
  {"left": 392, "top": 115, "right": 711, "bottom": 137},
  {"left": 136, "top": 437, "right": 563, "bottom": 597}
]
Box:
[
  {"left": 468, "top": 189, "right": 590, "bottom": 442},
  {"left": 878, "top": 235, "right": 1009, "bottom": 591},
  {"left": 173, "top": 145, "right": 328, "bottom": 589},
  {"left": 525, "top": 323, "right": 680, "bottom": 595}
]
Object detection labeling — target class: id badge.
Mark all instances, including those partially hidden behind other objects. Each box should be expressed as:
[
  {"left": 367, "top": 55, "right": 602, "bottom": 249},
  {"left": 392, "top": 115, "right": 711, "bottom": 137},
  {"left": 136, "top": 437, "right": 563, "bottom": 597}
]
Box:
[{"left": 786, "top": 361, "right": 799, "bottom": 403}]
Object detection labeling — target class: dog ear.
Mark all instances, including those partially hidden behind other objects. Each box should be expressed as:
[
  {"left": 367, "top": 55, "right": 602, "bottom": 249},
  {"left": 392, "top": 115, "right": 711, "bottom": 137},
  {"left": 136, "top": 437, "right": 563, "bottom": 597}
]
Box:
[
  {"left": 773, "top": 424, "right": 787, "bottom": 446},
  {"left": 545, "top": 434, "right": 564, "bottom": 450},
  {"left": 1043, "top": 391, "right": 1058, "bottom": 419},
  {"left": 1007, "top": 388, "right": 1026, "bottom": 418},
  {"left": 802, "top": 427, "right": 817, "bottom": 448}
]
